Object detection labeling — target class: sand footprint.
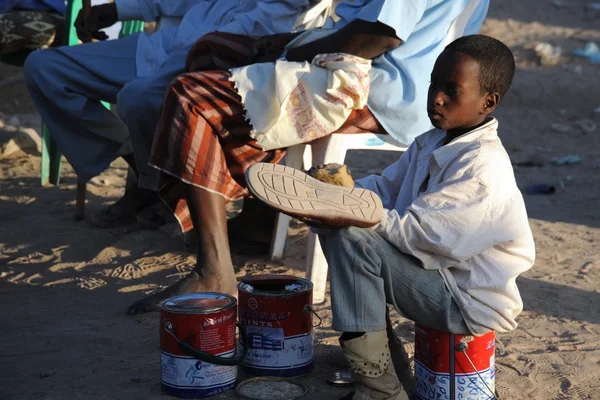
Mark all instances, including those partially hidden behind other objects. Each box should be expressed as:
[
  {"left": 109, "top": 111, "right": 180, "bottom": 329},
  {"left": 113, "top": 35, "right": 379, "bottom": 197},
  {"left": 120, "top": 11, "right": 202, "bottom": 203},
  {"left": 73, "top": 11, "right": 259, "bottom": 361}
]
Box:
[{"left": 77, "top": 277, "right": 107, "bottom": 290}]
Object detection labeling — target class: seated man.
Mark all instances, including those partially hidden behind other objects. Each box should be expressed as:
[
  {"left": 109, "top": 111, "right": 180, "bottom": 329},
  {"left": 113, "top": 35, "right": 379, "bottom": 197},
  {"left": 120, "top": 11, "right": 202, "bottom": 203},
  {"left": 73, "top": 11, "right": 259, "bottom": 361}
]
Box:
[
  {"left": 0, "top": 0, "right": 65, "bottom": 64},
  {"left": 126, "top": 0, "right": 491, "bottom": 314},
  {"left": 23, "top": 0, "right": 327, "bottom": 227},
  {"left": 247, "top": 35, "right": 535, "bottom": 399}
]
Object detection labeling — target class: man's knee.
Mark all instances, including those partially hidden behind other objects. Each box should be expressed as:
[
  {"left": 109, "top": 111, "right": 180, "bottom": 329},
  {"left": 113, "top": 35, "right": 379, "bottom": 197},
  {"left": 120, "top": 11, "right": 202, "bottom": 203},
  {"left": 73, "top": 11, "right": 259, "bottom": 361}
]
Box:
[
  {"left": 117, "top": 80, "right": 151, "bottom": 123},
  {"left": 118, "top": 73, "right": 195, "bottom": 122},
  {"left": 23, "top": 48, "right": 58, "bottom": 87},
  {"left": 117, "top": 76, "right": 174, "bottom": 124}
]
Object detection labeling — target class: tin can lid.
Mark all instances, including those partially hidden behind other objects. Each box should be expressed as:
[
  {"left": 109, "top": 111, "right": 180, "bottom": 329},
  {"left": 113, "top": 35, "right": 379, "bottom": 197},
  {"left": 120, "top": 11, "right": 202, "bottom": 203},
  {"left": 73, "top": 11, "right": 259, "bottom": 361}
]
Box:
[
  {"left": 160, "top": 292, "right": 236, "bottom": 314},
  {"left": 236, "top": 377, "right": 307, "bottom": 400}
]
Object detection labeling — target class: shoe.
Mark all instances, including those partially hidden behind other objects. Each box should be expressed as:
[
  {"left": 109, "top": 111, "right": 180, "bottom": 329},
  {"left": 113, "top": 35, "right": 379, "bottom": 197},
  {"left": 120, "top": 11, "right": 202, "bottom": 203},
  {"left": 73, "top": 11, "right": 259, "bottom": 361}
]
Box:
[
  {"left": 245, "top": 163, "right": 383, "bottom": 228},
  {"left": 340, "top": 331, "right": 409, "bottom": 400},
  {"left": 90, "top": 188, "right": 158, "bottom": 228}
]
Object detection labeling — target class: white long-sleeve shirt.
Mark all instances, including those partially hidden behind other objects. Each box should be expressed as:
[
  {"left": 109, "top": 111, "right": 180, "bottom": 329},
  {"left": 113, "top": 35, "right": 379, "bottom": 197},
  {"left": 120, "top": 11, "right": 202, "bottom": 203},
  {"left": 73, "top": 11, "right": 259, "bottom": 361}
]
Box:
[{"left": 356, "top": 118, "right": 535, "bottom": 335}]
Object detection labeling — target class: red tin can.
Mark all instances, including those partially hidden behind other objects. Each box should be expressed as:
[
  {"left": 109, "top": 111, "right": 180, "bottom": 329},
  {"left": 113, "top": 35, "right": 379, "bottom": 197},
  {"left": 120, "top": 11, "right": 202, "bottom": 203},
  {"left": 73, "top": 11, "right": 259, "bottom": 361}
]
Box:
[
  {"left": 159, "top": 293, "right": 238, "bottom": 398},
  {"left": 414, "top": 324, "right": 496, "bottom": 400},
  {"left": 238, "top": 275, "right": 315, "bottom": 377}
]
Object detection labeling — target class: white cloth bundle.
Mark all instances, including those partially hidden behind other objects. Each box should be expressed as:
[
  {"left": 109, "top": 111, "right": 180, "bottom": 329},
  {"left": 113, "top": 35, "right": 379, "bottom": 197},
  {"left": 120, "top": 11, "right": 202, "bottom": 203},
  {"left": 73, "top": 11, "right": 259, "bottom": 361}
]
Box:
[{"left": 230, "top": 33, "right": 371, "bottom": 150}]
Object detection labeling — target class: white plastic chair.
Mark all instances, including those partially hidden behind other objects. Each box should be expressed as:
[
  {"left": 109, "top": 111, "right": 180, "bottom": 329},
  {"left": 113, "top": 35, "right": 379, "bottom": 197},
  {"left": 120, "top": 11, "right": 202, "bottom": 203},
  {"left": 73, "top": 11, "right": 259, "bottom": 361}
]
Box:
[{"left": 269, "top": 133, "right": 407, "bottom": 303}]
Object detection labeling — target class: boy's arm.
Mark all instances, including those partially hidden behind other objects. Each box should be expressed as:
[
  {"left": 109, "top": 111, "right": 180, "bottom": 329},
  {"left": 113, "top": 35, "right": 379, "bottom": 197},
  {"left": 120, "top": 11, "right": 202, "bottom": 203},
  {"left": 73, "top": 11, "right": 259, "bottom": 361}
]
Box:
[
  {"left": 375, "top": 167, "right": 524, "bottom": 270},
  {"left": 116, "top": 0, "right": 203, "bottom": 22},
  {"left": 355, "top": 145, "right": 413, "bottom": 210}
]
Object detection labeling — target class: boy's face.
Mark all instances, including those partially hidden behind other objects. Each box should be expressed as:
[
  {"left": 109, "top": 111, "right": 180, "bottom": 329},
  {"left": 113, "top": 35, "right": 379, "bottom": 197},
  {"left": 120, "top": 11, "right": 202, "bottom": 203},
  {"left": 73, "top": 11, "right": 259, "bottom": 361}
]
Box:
[{"left": 427, "top": 50, "right": 497, "bottom": 132}]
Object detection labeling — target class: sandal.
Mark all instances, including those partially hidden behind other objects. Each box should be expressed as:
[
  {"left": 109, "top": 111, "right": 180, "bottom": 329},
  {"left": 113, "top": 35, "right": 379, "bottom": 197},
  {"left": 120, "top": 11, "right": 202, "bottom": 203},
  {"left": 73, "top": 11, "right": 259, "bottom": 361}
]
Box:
[{"left": 245, "top": 163, "right": 383, "bottom": 229}]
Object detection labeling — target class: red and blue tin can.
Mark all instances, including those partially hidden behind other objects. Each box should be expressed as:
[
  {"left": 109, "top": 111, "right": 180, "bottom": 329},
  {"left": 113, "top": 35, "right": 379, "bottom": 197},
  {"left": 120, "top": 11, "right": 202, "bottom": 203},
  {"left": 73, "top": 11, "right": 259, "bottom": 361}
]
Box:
[
  {"left": 159, "top": 293, "right": 238, "bottom": 398},
  {"left": 414, "top": 324, "right": 496, "bottom": 400},
  {"left": 238, "top": 275, "right": 315, "bottom": 377}
]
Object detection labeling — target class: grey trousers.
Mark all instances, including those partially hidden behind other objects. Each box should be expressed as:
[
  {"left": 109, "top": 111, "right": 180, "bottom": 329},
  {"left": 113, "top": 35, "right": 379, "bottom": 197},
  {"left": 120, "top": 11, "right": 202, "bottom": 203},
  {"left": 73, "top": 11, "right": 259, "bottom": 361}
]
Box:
[
  {"left": 319, "top": 227, "right": 470, "bottom": 334},
  {"left": 23, "top": 33, "right": 187, "bottom": 191}
]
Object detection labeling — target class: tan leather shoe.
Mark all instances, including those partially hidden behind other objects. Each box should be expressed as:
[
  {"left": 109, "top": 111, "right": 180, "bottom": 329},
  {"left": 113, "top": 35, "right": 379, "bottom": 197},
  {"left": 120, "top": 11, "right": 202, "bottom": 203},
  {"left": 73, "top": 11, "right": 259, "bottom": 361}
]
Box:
[{"left": 340, "top": 331, "right": 409, "bottom": 400}]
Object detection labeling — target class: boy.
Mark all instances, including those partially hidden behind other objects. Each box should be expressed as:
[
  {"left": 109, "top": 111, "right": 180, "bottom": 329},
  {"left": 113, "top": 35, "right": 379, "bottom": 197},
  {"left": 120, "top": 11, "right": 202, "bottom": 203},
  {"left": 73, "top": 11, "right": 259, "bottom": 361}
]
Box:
[{"left": 246, "top": 34, "right": 535, "bottom": 400}]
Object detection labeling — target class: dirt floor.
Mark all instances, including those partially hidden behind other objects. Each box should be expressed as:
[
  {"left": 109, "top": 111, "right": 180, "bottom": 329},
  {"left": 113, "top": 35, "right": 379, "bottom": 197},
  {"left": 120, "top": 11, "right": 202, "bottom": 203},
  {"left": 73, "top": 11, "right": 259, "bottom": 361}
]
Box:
[{"left": 1, "top": 1, "right": 599, "bottom": 399}]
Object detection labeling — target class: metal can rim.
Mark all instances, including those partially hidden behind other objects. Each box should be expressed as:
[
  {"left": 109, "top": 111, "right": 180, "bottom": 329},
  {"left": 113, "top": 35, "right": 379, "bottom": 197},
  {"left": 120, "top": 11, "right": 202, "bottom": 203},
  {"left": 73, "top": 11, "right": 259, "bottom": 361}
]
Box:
[
  {"left": 159, "top": 292, "right": 237, "bottom": 314},
  {"left": 238, "top": 275, "right": 313, "bottom": 297}
]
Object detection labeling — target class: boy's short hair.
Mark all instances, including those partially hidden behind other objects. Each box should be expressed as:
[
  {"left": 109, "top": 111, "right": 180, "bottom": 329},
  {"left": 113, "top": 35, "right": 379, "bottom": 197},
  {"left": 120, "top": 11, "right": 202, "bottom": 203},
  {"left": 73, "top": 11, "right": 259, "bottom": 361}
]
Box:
[{"left": 445, "top": 34, "right": 515, "bottom": 98}]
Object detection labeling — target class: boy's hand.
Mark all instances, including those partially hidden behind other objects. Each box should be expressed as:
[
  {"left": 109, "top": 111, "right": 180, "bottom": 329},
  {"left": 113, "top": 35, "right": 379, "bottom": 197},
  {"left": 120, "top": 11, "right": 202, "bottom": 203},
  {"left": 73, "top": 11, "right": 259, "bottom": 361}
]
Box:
[{"left": 306, "top": 163, "right": 354, "bottom": 187}]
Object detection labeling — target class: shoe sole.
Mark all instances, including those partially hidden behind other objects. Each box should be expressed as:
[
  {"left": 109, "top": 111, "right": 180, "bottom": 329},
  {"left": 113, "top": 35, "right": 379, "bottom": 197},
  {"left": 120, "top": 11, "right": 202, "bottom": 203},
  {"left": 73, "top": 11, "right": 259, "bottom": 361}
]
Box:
[{"left": 245, "top": 163, "right": 383, "bottom": 228}]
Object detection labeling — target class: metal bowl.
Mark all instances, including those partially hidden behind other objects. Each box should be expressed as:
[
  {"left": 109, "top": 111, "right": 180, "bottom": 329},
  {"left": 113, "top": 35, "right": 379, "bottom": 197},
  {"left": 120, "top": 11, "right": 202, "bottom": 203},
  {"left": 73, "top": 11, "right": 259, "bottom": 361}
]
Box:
[
  {"left": 326, "top": 371, "right": 355, "bottom": 387},
  {"left": 236, "top": 377, "right": 308, "bottom": 400}
]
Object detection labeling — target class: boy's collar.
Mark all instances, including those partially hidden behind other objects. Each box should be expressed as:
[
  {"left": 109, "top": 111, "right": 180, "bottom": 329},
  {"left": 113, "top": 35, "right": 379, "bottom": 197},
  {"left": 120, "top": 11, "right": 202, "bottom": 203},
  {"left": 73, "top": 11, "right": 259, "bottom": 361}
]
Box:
[{"left": 425, "top": 118, "right": 498, "bottom": 167}]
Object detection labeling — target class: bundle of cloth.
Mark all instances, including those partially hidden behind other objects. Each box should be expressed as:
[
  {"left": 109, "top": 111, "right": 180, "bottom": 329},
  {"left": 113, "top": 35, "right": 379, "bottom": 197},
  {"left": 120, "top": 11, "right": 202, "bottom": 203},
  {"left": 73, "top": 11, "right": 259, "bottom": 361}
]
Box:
[{"left": 231, "top": 29, "right": 372, "bottom": 150}]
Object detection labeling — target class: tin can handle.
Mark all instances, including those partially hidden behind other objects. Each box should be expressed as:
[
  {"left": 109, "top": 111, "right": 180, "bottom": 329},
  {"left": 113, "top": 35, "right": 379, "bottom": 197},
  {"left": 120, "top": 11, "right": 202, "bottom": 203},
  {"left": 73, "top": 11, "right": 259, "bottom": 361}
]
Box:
[
  {"left": 164, "top": 321, "right": 248, "bottom": 366},
  {"left": 304, "top": 305, "right": 322, "bottom": 327}
]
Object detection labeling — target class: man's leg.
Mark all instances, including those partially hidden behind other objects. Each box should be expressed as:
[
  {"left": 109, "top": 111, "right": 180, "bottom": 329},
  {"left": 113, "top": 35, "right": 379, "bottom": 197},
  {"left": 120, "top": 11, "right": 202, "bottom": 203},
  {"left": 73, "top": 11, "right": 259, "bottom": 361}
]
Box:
[
  {"left": 86, "top": 51, "right": 188, "bottom": 228},
  {"left": 127, "top": 185, "right": 238, "bottom": 315},
  {"left": 319, "top": 226, "right": 468, "bottom": 400},
  {"left": 24, "top": 34, "right": 139, "bottom": 181},
  {"left": 127, "top": 70, "right": 267, "bottom": 315},
  {"left": 116, "top": 50, "right": 187, "bottom": 192}
]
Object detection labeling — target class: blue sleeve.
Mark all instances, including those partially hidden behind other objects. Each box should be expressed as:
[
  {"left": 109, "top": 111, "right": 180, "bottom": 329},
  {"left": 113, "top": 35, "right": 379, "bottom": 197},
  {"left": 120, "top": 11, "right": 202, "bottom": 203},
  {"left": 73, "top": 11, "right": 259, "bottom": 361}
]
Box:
[
  {"left": 353, "top": 0, "right": 427, "bottom": 41},
  {"left": 217, "top": 0, "right": 316, "bottom": 36},
  {"left": 2, "top": 0, "right": 65, "bottom": 14},
  {"left": 116, "top": 0, "right": 204, "bottom": 22},
  {"left": 463, "top": 0, "right": 489, "bottom": 35}
]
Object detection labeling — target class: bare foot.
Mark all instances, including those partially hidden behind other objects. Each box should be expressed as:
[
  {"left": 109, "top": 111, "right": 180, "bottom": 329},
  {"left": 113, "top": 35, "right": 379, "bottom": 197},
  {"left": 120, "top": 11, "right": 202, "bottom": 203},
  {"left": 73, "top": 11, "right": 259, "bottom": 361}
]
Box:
[{"left": 126, "top": 269, "right": 237, "bottom": 315}]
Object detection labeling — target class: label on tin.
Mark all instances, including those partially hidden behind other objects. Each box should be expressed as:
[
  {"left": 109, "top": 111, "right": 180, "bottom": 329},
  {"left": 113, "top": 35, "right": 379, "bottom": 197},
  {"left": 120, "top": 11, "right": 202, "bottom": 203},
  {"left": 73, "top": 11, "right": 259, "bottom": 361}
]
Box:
[
  {"left": 415, "top": 359, "right": 495, "bottom": 400},
  {"left": 161, "top": 350, "right": 237, "bottom": 392},
  {"left": 414, "top": 326, "right": 495, "bottom": 400},
  {"left": 241, "top": 326, "right": 313, "bottom": 370}
]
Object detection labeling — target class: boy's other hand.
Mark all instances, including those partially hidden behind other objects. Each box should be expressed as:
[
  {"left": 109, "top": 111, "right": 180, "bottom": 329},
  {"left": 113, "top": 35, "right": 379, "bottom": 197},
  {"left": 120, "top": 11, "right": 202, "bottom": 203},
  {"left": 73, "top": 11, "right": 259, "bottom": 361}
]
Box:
[{"left": 306, "top": 163, "right": 354, "bottom": 187}]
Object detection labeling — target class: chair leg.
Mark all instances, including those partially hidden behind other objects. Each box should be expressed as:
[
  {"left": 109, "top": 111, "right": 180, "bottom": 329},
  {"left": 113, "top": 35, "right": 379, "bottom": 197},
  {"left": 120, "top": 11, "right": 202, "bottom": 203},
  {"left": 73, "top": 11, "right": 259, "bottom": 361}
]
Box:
[
  {"left": 269, "top": 144, "right": 306, "bottom": 260},
  {"left": 305, "top": 232, "right": 328, "bottom": 304},
  {"left": 75, "top": 180, "right": 86, "bottom": 221},
  {"left": 41, "top": 124, "right": 62, "bottom": 186},
  {"left": 308, "top": 134, "right": 349, "bottom": 165},
  {"left": 270, "top": 213, "right": 292, "bottom": 260}
]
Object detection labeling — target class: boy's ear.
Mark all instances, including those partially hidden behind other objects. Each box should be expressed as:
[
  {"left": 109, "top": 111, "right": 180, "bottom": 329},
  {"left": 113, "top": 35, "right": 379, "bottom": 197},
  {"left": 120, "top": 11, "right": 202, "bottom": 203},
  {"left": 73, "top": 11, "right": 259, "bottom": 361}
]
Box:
[{"left": 482, "top": 92, "right": 500, "bottom": 115}]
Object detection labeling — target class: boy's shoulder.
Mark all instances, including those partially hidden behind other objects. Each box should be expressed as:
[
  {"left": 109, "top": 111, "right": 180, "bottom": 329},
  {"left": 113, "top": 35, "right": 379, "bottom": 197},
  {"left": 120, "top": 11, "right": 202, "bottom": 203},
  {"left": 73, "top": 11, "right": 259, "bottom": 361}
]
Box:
[
  {"left": 435, "top": 119, "right": 514, "bottom": 181},
  {"left": 462, "top": 130, "right": 516, "bottom": 189}
]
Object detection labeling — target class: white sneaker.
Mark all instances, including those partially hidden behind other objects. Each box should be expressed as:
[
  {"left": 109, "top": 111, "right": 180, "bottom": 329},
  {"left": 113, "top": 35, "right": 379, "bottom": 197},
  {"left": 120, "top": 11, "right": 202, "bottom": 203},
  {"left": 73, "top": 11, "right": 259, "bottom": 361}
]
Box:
[{"left": 245, "top": 163, "right": 383, "bottom": 228}]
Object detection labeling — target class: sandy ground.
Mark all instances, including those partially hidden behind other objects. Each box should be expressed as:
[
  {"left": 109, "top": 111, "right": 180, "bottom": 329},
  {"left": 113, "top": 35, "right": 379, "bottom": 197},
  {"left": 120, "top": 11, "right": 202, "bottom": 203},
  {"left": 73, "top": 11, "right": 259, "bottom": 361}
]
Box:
[{"left": 1, "top": 1, "right": 600, "bottom": 399}]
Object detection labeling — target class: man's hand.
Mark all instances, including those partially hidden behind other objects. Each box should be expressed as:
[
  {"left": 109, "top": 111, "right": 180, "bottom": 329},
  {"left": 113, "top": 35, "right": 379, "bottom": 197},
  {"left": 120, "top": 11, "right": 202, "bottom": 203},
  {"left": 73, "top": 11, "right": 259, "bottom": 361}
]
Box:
[
  {"left": 286, "top": 20, "right": 401, "bottom": 63},
  {"left": 306, "top": 163, "right": 354, "bottom": 187},
  {"left": 74, "top": 3, "right": 118, "bottom": 43}
]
